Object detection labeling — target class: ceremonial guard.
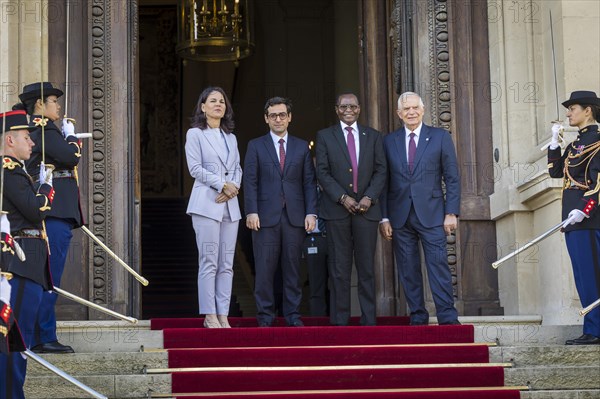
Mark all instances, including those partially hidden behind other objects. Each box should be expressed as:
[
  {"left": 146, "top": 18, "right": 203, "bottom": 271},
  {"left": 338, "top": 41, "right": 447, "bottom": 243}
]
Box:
[
  {"left": 1, "top": 213, "right": 25, "bottom": 357},
  {"left": 547, "top": 90, "right": 600, "bottom": 345},
  {"left": 0, "top": 109, "right": 54, "bottom": 398},
  {"left": 15, "top": 82, "right": 83, "bottom": 353}
]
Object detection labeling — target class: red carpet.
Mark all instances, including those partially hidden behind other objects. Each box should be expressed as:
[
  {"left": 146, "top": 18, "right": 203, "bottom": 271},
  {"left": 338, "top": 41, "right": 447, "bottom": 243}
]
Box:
[
  {"left": 167, "top": 344, "right": 490, "bottom": 368},
  {"left": 172, "top": 389, "right": 521, "bottom": 399},
  {"left": 171, "top": 366, "right": 505, "bottom": 392},
  {"left": 151, "top": 316, "right": 410, "bottom": 330},
  {"left": 152, "top": 317, "right": 524, "bottom": 398},
  {"left": 163, "top": 325, "right": 474, "bottom": 348}
]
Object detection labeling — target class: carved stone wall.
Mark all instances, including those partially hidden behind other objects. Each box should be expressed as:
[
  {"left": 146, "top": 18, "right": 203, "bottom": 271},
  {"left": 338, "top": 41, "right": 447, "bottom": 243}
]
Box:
[
  {"left": 89, "top": 0, "right": 112, "bottom": 309},
  {"left": 87, "top": 0, "right": 140, "bottom": 317}
]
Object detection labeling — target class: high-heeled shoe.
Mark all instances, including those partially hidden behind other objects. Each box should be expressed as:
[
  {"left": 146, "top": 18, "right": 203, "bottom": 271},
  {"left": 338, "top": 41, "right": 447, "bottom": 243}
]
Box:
[
  {"left": 217, "top": 315, "right": 231, "bottom": 328},
  {"left": 203, "top": 314, "right": 221, "bottom": 328}
]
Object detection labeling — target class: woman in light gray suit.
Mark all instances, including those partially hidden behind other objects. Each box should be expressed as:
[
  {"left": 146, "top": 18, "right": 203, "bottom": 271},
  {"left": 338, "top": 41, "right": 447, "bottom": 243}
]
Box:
[{"left": 185, "top": 87, "right": 242, "bottom": 328}]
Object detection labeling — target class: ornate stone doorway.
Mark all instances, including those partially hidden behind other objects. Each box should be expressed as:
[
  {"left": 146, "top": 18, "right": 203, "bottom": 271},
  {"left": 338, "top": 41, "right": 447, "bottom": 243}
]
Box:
[{"left": 49, "top": 0, "right": 501, "bottom": 320}]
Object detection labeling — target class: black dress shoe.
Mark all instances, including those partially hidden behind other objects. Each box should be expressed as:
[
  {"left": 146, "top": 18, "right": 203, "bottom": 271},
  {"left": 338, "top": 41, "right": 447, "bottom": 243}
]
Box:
[
  {"left": 288, "top": 320, "right": 304, "bottom": 327},
  {"left": 31, "top": 341, "right": 74, "bottom": 354},
  {"left": 569, "top": 334, "right": 600, "bottom": 345},
  {"left": 258, "top": 321, "right": 272, "bottom": 327},
  {"left": 439, "top": 320, "right": 462, "bottom": 325},
  {"left": 565, "top": 334, "right": 587, "bottom": 345},
  {"left": 410, "top": 320, "right": 429, "bottom": 326}
]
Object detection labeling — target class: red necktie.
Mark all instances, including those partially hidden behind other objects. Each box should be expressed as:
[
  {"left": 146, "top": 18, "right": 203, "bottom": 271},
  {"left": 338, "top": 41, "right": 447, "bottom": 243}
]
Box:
[
  {"left": 279, "top": 138, "right": 286, "bottom": 172},
  {"left": 408, "top": 132, "right": 416, "bottom": 173},
  {"left": 345, "top": 127, "right": 358, "bottom": 193}
]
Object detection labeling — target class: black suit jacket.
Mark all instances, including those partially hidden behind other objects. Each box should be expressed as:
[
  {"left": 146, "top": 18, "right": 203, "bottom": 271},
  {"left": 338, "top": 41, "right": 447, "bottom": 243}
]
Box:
[{"left": 315, "top": 123, "right": 387, "bottom": 222}]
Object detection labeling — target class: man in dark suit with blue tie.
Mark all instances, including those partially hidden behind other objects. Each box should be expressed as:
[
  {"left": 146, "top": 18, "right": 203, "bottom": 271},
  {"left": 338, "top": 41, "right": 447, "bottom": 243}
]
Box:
[
  {"left": 316, "top": 93, "right": 387, "bottom": 326},
  {"left": 244, "top": 97, "right": 317, "bottom": 327},
  {"left": 380, "top": 92, "right": 461, "bottom": 326}
]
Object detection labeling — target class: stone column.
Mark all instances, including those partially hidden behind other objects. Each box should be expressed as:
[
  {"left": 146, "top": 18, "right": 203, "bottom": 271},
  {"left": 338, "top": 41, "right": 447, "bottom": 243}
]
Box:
[
  {"left": 0, "top": 0, "right": 48, "bottom": 109},
  {"left": 488, "top": 0, "right": 599, "bottom": 325}
]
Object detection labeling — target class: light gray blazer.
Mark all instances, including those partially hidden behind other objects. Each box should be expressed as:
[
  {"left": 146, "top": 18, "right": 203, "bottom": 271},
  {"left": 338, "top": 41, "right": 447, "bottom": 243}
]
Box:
[{"left": 185, "top": 127, "right": 242, "bottom": 222}]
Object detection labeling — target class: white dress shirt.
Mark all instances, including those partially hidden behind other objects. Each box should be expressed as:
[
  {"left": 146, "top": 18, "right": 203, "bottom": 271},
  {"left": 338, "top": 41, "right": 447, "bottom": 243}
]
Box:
[
  {"left": 405, "top": 123, "right": 423, "bottom": 160},
  {"left": 341, "top": 121, "right": 360, "bottom": 162},
  {"left": 270, "top": 131, "right": 288, "bottom": 163}
]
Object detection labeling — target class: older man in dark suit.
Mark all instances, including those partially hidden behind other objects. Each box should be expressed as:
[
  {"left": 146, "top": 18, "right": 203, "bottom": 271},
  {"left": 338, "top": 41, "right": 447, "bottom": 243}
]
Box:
[
  {"left": 380, "top": 91, "right": 461, "bottom": 326},
  {"left": 315, "top": 93, "right": 387, "bottom": 326},
  {"left": 244, "top": 97, "right": 317, "bottom": 327}
]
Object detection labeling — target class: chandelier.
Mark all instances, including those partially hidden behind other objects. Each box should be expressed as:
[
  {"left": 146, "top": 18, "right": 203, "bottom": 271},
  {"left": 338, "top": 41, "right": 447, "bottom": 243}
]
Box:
[{"left": 176, "top": 0, "right": 254, "bottom": 63}]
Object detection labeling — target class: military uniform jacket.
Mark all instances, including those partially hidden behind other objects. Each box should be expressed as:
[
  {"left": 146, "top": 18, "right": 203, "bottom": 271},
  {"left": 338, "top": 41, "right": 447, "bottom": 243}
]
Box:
[
  {"left": 3, "top": 156, "right": 54, "bottom": 290},
  {"left": 548, "top": 124, "right": 600, "bottom": 232},
  {"left": 0, "top": 242, "right": 26, "bottom": 354},
  {"left": 25, "top": 116, "right": 83, "bottom": 227},
  {"left": 0, "top": 299, "right": 26, "bottom": 354}
]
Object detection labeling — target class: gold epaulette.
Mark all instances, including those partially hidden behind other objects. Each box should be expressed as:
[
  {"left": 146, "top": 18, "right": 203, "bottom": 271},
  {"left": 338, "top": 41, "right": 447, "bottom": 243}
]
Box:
[
  {"left": 32, "top": 117, "right": 48, "bottom": 127},
  {"left": 2, "top": 157, "right": 21, "bottom": 170}
]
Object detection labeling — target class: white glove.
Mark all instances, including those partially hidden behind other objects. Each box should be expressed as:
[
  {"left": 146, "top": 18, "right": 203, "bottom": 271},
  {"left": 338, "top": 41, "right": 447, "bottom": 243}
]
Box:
[
  {"left": 62, "top": 119, "right": 75, "bottom": 138},
  {"left": 0, "top": 214, "right": 9, "bottom": 235},
  {"left": 549, "top": 123, "right": 562, "bottom": 150},
  {"left": 0, "top": 275, "right": 11, "bottom": 305},
  {"left": 562, "top": 209, "right": 588, "bottom": 228},
  {"left": 39, "top": 162, "right": 53, "bottom": 186}
]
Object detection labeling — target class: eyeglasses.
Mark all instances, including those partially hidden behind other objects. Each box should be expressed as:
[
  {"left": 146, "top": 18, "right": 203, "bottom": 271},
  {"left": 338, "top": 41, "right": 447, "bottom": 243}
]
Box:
[
  {"left": 337, "top": 104, "right": 359, "bottom": 111},
  {"left": 267, "top": 112, "right": 289, "bottom": 121}
]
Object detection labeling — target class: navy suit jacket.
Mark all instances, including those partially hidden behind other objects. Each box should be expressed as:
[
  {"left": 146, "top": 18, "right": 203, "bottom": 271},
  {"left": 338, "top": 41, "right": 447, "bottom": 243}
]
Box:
[
  {"left": 382, "top": 124, "right": 460, "bottom": 229},
  {"left": 243, "top": 133, "right": 317, "bottom": 228}
]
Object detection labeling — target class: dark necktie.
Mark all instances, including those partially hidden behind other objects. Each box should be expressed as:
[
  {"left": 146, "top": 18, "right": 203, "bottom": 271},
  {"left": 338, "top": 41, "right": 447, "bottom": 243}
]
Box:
[
  {"left": 345, "top": 127, "right": 358, "bottom": 193},
  {"left": 279, "top": 138, "right": 285, "bottom": 173},
  {"left": 408, "top": 132, "right": 416, "bottom": 173}
]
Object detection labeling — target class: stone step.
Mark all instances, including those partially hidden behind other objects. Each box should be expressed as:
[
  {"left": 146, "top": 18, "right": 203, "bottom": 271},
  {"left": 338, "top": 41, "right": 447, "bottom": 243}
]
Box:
[
  {"left": 23, "top": 374, "right": 170, "bottom": 399},
  {"left": 506, "top": 366, "right": 600, "bottom": 390},
  {"left": 490, "top": 345, "right": 600, "bottom": 367},
  {"left": 58, "top": 317, "right": 586, "bottom": 353},
  {"left": 471, "top": 322, "right": 582, "bottom": 347},
  {"left": 521, "top": 390, "right": 600, "bottom": 399},
  {"left": 27, "top": 351, "right": 168, "bottom": 376},
  {"left": 56, "top": 320, "right": 163, "bottom": 353}
]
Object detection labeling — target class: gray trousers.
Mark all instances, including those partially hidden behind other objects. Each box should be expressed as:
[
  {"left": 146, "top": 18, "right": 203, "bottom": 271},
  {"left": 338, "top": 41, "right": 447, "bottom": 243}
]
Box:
[{"left": 191, "top": 207, "right": 239, "bottom": 315}]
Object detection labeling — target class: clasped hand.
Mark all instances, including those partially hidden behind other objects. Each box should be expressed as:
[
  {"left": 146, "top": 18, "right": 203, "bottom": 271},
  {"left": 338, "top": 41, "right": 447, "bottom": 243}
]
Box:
[
  {"left": 342, "top": 196, "right": 371, "bottom": 215},
  {"left": 215, "top": 182, "right": 239, "bottom": 203}
]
